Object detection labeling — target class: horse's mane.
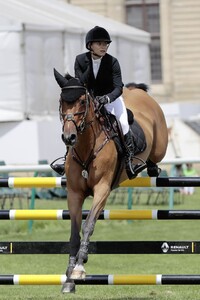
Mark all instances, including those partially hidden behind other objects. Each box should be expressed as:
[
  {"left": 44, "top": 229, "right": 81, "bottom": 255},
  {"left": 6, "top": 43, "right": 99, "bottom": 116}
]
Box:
[
  {"left": 125, "top": 82, "right": 149, "bottom": 92},
  {"left": 135, "top": 83, "right": 149, "bottom": 92}
]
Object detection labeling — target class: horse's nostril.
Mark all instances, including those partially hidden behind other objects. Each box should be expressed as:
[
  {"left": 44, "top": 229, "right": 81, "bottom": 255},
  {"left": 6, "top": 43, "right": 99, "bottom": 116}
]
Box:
[
  {"left": 70, "top": 134, "right": 76, "bottom": 143},
  {"left": 61, "top": 134, "right": 66, "bottom": 144},
  {"left": 61, "top": 133, "right": 76, "bottom": 146}
]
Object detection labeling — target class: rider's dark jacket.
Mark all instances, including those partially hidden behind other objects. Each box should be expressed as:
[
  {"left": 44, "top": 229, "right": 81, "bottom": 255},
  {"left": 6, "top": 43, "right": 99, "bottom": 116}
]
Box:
[{"left": 74, "top": 52, "right": 123, "bottom": 102}]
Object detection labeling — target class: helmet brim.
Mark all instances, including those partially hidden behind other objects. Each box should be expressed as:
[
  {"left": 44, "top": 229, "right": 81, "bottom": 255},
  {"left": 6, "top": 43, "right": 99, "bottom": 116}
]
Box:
[{"left": 86, "top": 39, "right": 112, "bottom": 50}]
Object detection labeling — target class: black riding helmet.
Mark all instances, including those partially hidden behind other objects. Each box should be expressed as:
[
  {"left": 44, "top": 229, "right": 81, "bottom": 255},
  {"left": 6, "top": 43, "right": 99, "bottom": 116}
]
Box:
[{"left": 85, "top": 26, "right": 112, "bottom": 50}]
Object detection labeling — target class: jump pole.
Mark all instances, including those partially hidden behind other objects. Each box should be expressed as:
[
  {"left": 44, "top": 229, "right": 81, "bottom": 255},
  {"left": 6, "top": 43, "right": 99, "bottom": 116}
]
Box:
[
  {"left": 1, "top": 274, "right": 200, "bottom": 285},
  {"left": 0, "top": 240, "right": 198, "bottom": 254},
  {"left": 1, "top": 209, "right": 200, "bottom": 220},
  {"left": 0, "top": 177, "right": 200, "bottom": 188}
]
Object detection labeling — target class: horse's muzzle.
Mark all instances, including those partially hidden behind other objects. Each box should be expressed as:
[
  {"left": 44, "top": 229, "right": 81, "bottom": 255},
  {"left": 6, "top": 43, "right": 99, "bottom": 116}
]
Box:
[{"left": 62, "top": 133, "right": 77, "bottom": 146}]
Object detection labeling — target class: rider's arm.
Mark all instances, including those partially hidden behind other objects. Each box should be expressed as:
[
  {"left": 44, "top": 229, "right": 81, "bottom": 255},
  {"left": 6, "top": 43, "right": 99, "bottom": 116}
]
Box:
[{"left": 106, "top": 58, "right": 123, "bottom": 102}]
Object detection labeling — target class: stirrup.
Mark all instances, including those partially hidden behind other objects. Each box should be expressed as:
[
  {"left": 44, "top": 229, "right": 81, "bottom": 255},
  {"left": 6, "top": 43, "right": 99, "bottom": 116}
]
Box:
[
  {"left": 50, "top": 157, "right": 65, "bottom": 176},
  {"left": 126, "top": 162, "right": 147, "bottom": 180}
]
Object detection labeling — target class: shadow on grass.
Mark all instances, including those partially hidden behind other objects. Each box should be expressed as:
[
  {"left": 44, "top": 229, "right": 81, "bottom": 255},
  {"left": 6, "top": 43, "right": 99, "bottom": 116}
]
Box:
[
  {"left": 25, "top": 297, "right": 153, "bottom": 300},
  {"left": 109, "top": 298, "right": 151, "bottom": 300},
  {"left": 25, "top": 298, "right": 152, "bottom": 300}
]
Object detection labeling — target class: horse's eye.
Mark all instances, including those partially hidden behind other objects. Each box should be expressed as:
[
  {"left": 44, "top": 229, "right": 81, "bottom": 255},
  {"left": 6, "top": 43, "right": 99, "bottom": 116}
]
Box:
[{"left": 80, "top": 99, "right": 85, "bottom": 105}]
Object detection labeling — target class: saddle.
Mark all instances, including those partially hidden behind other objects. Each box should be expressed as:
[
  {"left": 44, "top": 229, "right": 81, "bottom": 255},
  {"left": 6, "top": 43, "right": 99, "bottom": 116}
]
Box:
[{"left": 100, "top": 107, "right": 146, "bottom": 155}]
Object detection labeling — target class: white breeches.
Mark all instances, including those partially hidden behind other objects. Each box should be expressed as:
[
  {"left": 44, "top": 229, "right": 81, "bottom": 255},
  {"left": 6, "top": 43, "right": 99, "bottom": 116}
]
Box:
[{"left": 105, "top": 96, "right": 129, "bottom": 135}]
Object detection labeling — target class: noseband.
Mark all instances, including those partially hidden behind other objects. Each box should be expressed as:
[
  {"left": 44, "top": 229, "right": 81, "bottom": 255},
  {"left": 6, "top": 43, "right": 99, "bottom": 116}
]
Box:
[{"left": 60, "top": 86, "right": 92, "bottom": 133}]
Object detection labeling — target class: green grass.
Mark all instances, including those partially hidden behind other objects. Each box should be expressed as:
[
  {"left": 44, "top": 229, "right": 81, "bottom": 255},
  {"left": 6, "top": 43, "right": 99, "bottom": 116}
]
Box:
[{"left": 0, "top": 187, "right": 200, "bottom": 299}]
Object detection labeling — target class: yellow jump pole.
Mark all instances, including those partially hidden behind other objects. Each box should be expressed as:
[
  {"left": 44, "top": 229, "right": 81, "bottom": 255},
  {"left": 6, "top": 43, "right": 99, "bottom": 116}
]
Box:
[
  {"left": 8, "top": 177, "right": 62, "bottom": 188},
  {"left": 1, "top": 274, "right": 200, "bottom": 285}
]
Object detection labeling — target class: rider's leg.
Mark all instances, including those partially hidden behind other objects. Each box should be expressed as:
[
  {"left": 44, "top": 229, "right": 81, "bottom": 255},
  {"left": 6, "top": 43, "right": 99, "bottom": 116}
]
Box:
[
  {"left": 105, "top": 97, "right": 146, "bottom": 179},
  {"left": 124, "top": 131, "right": 146, "bottom": 179},
  {"left": 146, "top": 159, "right": 161, "bottom": 177}
]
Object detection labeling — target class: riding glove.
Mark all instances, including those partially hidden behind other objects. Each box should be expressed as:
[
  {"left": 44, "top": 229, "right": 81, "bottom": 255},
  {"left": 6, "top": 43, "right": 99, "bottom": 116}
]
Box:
[{"left": 97, "top": 95, "right": 110, "bottom": 105}]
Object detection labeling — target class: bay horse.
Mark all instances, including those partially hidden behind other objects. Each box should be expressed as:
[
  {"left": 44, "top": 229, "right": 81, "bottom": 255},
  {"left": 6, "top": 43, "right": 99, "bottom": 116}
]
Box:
[{"left": 54, "top": 69, "right": 168, "bottom": 293}]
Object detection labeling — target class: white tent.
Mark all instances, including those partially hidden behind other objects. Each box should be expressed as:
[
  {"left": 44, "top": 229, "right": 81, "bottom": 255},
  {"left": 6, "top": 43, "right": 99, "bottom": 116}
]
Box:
[
  {"left": 0, "top": 0, "right": 151, "bottom": 120},
  {"left": 0, "top": 0, "right": 151, "bottom": 164}
]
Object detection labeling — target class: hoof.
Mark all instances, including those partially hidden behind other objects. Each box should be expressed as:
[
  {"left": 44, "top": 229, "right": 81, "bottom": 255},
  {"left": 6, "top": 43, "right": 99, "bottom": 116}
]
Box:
[
  {"left": 70, "top": 264, "right": 86, "bottom": 280},
  {"left": 61, "top": 281, "right": 76, "bottom": 293}
]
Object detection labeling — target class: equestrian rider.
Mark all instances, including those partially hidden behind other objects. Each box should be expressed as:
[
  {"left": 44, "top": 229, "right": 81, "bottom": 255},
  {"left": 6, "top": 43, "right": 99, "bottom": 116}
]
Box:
[{"left": 51, "top": 26, "right": 141, "bottom": 179}]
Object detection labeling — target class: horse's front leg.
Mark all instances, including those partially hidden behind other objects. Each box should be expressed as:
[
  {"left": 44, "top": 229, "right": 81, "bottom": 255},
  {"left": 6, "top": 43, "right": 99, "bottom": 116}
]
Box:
[
  {"left": 61, "top": 193, "right": 84, "bottom": 293},
  {"left": 70, "top": 185, "right": 111, "bottom": 279}
]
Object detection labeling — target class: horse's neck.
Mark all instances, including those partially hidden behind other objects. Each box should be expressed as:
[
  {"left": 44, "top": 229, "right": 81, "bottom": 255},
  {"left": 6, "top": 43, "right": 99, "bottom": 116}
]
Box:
[{"left": 75, "top": 113, "right": 104, "bottom": 156}]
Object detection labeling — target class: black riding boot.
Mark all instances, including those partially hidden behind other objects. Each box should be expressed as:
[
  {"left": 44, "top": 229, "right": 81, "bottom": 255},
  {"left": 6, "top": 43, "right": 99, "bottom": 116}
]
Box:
[
  {"left": 124, "top": 131, "right": 146, "bottom": 179},
  {"left": 50, "top": 156, "right": 66, "bottom": 176}
]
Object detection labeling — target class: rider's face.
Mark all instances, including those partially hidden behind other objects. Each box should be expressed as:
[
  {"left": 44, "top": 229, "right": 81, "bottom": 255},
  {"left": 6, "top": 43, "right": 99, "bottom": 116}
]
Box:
[{"left": 90, "top": 41, "right": 109, "bottom": 58}]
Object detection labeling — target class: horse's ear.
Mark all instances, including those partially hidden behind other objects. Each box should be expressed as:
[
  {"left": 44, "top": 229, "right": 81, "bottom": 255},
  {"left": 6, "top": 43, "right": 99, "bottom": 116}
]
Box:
[
  {"left": 54, "top": 68, "right": 68, "bottom": 88},
  {"left": 64, "top": 73, "right": 73, "bottom": 80}
]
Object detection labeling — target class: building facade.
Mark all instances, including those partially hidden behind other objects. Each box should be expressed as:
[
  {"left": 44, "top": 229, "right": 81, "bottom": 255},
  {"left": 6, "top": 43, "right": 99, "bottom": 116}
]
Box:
[{"left": 66, "top": 0, "right": 200, "bottom": 104}]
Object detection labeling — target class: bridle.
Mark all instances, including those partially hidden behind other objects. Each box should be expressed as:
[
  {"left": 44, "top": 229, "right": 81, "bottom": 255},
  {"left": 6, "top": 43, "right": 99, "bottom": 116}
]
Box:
[
  {"left": 60, "top": 86, "right": 94, "bottom": 133},
  {"left": 59, "top": 85, "right": 111, "bottom": 178}
]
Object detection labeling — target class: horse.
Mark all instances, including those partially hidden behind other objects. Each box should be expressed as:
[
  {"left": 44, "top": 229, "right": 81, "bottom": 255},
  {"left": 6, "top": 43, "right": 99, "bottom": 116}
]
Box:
[{"left": 53, "top": 69, "right": 168, "bottom": 293}]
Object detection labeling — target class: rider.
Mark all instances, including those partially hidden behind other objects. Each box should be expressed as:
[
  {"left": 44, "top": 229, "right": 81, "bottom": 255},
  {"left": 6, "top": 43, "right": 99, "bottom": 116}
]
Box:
[{"left": 51, "top": 26, "right": 144, "bottom": 179}]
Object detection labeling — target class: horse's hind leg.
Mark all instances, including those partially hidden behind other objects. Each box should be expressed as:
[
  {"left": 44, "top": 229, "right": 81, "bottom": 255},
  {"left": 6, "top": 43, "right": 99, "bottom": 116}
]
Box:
[
  {"left": 61, "top": 256, "right": 76, "bottom": 293},
  {"left": 146, "top": 159, "right": 161, "bottom": 177},
  {"left": 61, "top": 237, "right": 80, "bottom": 293}
]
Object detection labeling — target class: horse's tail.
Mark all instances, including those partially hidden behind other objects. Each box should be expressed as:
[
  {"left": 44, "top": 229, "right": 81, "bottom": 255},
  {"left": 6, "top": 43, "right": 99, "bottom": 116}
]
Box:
[{"left": 125, "top": 82, "right": 149, "bottom": 92}]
